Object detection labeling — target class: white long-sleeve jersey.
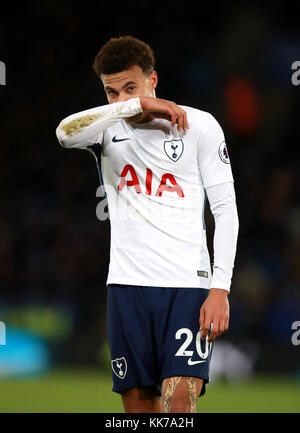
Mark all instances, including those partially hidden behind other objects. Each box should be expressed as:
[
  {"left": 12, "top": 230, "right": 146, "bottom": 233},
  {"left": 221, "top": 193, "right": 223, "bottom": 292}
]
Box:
[{"left": 56, "top": 97, "right": 239, "bottom": 291}]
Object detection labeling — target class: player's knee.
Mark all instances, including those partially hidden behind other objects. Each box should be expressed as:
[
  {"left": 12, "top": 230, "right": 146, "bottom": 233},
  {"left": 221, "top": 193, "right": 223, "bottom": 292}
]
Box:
[
  {"left": 168, "top": 399, "right": 191, "bottom": 413},
  {"left": 162, "top": 390, "right": 191, "bottom": 413}
]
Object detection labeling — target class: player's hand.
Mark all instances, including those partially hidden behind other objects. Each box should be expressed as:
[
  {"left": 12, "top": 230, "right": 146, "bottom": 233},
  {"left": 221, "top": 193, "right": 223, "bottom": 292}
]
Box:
[
  {"left": 199, "top": 288, "right": 230, "bottom": 343},
  {"left": 138, "top": 96, "right": 189, "bottom": 132}
]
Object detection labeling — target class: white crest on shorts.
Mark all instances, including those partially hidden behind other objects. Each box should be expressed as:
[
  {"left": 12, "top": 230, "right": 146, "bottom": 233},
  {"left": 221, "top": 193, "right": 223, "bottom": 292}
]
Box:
[{"left": 111, "top": 357, "right": 127, "bottom": 379}]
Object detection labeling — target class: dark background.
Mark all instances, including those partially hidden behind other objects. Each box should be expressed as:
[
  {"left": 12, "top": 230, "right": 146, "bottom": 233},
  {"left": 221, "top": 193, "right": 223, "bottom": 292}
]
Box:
[{"left": 0, "top": 1, "right": 299, "bottom": 375}]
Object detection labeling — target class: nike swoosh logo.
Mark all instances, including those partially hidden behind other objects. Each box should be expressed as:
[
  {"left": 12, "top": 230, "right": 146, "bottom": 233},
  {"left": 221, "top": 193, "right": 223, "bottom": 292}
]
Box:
[
  {"left": 187, "top": 358, "right": 206, "bottom": 365},
  {"left": 112, "top": 135, "right": 131, "bottom": 143}
]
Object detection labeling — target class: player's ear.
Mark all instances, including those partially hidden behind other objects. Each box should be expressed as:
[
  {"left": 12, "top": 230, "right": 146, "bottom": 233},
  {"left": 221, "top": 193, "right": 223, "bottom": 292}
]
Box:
[{"left": 150, "top": 70, "right": 158, "bottom": 91}]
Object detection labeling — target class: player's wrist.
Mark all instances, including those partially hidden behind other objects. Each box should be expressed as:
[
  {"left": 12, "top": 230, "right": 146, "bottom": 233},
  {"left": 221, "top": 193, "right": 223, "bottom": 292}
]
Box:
[
  {"left": 209, "top": 287, "right": 229, "bottom": 296},
  {"left": 139, "top": 96, "right": 152, "bottom": 112}
]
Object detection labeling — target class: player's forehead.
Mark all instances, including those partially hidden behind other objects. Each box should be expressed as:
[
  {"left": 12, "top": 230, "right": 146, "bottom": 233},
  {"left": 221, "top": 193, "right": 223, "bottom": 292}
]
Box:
[{"left": 101, "top": 65, "right": 146, "bottom": 90}]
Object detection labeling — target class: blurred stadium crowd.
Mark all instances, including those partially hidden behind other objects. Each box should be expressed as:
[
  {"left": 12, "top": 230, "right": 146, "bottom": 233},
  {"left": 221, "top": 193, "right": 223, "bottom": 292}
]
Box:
[{"left": 0, "top": 3, "right": 299, "bottom": 376}]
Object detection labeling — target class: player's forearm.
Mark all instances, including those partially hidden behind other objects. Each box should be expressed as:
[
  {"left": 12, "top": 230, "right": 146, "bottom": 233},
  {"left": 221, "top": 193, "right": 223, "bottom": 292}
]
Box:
[
  {"left": 56, "top": 97, "right": 142, "bottom": 149},
  {"left": 211, "top": 210, "right": 239, "bottom": 292},
  {"left": 206, "top": 182, "right": 239, "bottom": 293}
]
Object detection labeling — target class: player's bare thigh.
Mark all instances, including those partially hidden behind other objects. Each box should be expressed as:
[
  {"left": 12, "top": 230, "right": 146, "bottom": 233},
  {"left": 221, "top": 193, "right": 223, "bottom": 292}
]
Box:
[
  {"left": 120, "top": 377, "right": 203, "bottom": 413},
  {"left": 121, "top": 386, "right": 162, "bottom": 413},
  {"left": 161, "top": 376, "right": 203, "bottom": 413}
]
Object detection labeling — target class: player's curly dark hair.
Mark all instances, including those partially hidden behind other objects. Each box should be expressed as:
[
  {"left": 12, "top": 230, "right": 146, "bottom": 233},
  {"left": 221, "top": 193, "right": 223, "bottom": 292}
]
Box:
[{"left": 93, "top": 35, "right": 155, "bottom": 76}]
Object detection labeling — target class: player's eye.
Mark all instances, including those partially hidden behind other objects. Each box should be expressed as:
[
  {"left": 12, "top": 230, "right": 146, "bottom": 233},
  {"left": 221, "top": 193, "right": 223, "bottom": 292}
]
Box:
[
  {"left": 126, "top": 86, "right": 136, "bottom": 93},
  {"left": 107, "top": 89, "right": 117, "bottom": 96}
]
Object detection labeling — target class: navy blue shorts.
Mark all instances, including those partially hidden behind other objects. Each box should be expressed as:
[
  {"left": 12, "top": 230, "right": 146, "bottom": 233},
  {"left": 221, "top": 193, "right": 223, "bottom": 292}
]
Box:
[{"left": 106, "top": 284, "right": 213, "bottom": 397}]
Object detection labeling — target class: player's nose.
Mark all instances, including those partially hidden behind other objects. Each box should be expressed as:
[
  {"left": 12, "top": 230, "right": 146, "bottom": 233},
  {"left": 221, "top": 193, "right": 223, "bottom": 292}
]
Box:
[{"left": 118, "top": 93, "right": 131, "bottom": 103}]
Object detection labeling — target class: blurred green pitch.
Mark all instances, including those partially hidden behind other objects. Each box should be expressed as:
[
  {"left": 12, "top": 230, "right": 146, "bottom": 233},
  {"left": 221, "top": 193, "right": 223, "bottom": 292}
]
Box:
[{"left": 0, "top": 369, "right": 299, "bottom": 413}]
